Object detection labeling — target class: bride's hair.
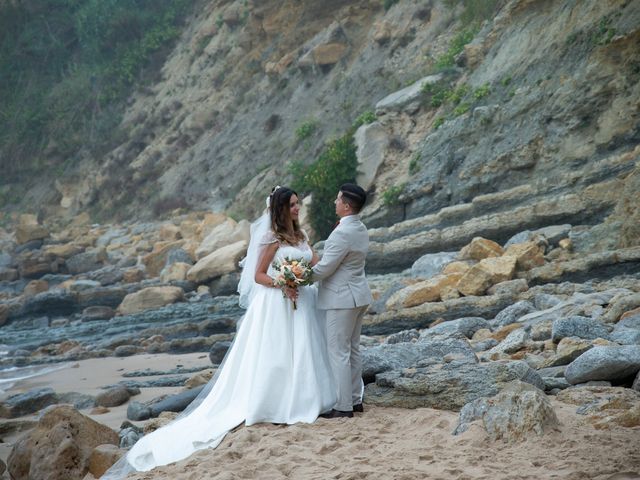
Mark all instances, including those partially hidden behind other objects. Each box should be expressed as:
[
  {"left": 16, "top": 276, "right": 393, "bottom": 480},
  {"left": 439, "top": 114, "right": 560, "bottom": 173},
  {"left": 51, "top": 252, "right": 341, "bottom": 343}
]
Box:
[{"left": 270, "top": 186, "right": 304, "bottom": 245}]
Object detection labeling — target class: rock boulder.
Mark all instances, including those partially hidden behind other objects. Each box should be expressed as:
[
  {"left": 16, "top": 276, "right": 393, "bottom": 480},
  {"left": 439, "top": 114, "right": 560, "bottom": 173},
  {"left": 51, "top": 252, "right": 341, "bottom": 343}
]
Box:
[{"left": 7, "top": 405, "right": 118, "bottom": 480}]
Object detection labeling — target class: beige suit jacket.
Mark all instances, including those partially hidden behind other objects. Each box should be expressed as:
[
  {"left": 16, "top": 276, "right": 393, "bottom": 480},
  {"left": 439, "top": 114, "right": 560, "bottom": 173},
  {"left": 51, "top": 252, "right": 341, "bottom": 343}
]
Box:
[{"left": 313, "top": 215, "right": 373, "bottom": 310}]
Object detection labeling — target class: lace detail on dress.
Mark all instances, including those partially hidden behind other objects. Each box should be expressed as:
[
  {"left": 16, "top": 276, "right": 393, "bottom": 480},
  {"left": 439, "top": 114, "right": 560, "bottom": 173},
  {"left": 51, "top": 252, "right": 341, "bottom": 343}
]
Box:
[{"left": 260, "top": 230, "right": 278, "bottom": 245}]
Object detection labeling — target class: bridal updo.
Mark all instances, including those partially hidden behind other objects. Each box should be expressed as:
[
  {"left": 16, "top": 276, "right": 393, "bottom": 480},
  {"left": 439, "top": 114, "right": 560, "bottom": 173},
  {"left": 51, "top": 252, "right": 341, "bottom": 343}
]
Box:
[{"left": 269, "top": 186, "right": 305, "bottom": 245}]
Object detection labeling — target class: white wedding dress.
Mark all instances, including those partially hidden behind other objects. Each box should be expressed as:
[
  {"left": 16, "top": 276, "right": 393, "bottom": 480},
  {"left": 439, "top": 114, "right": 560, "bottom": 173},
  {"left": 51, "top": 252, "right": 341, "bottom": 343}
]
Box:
[{"left": 103, "top": 239, "right": 336, "bottom": 476}]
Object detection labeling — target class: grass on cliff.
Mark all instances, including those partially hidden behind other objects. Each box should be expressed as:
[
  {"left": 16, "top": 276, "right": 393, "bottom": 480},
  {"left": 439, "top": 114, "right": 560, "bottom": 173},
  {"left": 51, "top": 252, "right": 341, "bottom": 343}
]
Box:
[{"left": 0, "top": 0, "right": 191, "bottom": 197}]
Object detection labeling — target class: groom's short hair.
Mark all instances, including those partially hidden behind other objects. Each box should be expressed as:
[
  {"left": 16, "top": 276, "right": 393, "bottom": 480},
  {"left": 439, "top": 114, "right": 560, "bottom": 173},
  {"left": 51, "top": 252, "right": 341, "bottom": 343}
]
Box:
[{"left": 340, "top": 183, "right": 367, "bottom": 213}]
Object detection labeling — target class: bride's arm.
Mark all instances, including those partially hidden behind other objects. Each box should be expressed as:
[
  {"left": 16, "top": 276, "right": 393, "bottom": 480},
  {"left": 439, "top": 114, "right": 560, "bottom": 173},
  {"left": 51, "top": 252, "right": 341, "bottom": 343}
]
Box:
[
  {"left": 303, "top": 230, "right": 320, "bottom": 266},
  {"left": 254, "top": 243, "right": 279, "bottom": 288}
]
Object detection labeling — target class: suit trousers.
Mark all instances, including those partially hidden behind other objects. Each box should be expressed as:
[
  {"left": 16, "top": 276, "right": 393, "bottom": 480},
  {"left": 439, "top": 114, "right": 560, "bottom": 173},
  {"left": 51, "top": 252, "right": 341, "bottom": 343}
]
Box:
[{"left": 325, "top": 305, "right": 367, "bottom": 411}]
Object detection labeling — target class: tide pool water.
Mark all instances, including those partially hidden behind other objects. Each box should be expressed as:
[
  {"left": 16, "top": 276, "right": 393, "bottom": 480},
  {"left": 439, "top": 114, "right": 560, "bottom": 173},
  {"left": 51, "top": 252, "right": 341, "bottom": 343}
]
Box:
[{"left": 0, "top": 363, "right": 71, "bottom": 397}]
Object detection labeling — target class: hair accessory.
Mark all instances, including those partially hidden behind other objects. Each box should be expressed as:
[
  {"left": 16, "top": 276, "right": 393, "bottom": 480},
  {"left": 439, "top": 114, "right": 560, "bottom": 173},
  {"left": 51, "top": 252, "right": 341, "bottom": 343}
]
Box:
[{"left": 267, "top": 185, "right": 283, "bottom": 209}]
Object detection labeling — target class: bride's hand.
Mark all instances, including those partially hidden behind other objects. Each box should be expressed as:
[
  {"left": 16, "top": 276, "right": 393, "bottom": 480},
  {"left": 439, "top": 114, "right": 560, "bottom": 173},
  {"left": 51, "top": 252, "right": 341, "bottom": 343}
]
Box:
[{"left": 284, "top": 286, "right": 298, "bottom": 301}]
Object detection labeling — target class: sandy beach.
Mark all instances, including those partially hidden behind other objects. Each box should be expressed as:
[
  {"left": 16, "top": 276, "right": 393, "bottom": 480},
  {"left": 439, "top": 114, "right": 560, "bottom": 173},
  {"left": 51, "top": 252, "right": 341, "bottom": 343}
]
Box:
[
  {"left": 0, "top": 353, "right": 210, "bottom": 467},
  {"left": 1, "top": 354, "right": 640, "bottom": 480},
  {"left": 125, "top": 402, "right": 640, "bottom": 480}
]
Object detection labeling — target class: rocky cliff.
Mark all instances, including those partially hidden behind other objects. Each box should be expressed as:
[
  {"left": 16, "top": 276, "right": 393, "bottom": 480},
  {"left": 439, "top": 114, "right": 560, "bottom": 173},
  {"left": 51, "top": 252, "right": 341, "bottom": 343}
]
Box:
[{"left": 6, "top": 0, "right": 636, "bottom": 245}]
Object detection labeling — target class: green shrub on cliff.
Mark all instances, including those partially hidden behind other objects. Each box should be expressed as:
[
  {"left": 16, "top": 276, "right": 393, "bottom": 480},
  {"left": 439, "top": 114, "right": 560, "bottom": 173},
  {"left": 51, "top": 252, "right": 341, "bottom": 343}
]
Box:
[
  {"left": 382, "top": 184, "right": 405, "bottom": 206},
  {"left": 290, "top": 132, "right": 358, "bottom": 239},
  {"left": 434, "top": 28, "right": 477, "bottom": 70},
  {"left": 0, "top": 0, "right": 190, "bottom": 188}
]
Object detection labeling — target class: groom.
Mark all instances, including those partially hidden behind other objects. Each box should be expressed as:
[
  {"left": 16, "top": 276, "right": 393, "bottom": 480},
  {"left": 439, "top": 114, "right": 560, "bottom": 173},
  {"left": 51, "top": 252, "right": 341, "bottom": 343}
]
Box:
[{"left": 313, "top": 183, "right": 373, "bottom": 419}]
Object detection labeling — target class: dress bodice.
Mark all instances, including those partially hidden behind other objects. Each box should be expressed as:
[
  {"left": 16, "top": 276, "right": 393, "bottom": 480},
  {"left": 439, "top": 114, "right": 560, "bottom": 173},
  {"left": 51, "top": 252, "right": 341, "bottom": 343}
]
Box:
[
  {"left": 274, "top": 243, "right": 312, "bottom": 262},
  {"left": 268, "top": 242, "right": 312, "bottom": 276}
]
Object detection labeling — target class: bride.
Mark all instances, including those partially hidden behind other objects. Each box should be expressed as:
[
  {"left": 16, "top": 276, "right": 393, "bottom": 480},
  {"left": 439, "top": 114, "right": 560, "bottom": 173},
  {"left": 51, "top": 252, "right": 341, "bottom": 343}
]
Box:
[{"left": 103, "top": 186, "right": 336, "bottom": 478}]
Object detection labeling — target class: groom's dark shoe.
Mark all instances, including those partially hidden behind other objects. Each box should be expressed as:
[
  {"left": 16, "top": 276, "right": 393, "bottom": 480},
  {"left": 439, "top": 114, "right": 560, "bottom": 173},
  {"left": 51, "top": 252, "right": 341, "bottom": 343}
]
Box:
[
  {"left": 320, "top": 409, "right": 354, "bottom": 419},
  {"left": 352, "top": 403, "right": 364, "bottom": 413}
]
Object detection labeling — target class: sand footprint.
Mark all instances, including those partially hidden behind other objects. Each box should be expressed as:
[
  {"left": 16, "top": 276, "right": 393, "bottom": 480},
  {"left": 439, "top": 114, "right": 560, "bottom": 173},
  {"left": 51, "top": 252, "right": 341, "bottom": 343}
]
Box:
[{"left": 317, "top": 439, "right": 341, "bottom": 455}]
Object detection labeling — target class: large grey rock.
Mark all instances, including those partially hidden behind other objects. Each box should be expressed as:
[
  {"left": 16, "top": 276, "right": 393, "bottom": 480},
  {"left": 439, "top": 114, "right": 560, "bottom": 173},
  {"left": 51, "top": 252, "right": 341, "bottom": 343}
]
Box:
[
  {"left": 542, "top": 377, "right": 571, "bottom": 391},
  {"left": 363, "top": 293, "right": 515, "bottom": 335},
  {"left": 76, "top": 286, "right": 128, "bottom": 309},
  {"left": 551, "top": 316, "right": 610, "bottom": 342},
  {"left": 0, "top": 388, "right": 59, "bottom": 418},
  {"left": 504, "top": 231, "right": 532, "bottom": 248},
  {"left": 611, "top": 327, "right": 640, "bottom": 345},
  {"left": 365, "top": 360, "right": 544, "bottom": 410},
  {"left": 97, "top": 227, "right": 129, "bottom": 247},
  {"left": 535, "top": 224, "right": 573, "bottom": 246},
  {"left": 119, "top": 425, "right": 143, "bottom": 448},
  {"left": 355, "top": 122, "right": 389, "bottom": 191},
  {"left": 518, "top": 291, "right": 620, "bottom": 328},
  {"left": 375, "top": 74, "right": 442, "bottom": 113},
  {"left": 208, "top": 272, "right": 242, "bottom": 297},
  {"left": 149, "top": 385, "right": 205, "bottom": 417},
  {"left": 66, "top": 248, "right": 108, "bottom": 274},
  {"left": 419, "top": 317, "right": 489, "bottom": 340},
  {"left": 114, "top": 345, "right": 140, "bottom": 357},
  {"left": 410, "top": 252, "right": 458, "bottom": 279},
  {"left": 565, "top": 345, "right": 640, "bottom": 384},
  {"left": 19, "top": 289, "right": 77, "bottom": 318},
  {"left": 86, "top": 265, "right": 124, "bottom": 286},
  {"left": 209, "top": 340, "right": 231, "bottom": 365},
  {"left": 95, "top": 386, "right": 131, "bottom": 408},
  {"left": 362, "top": 337, "right": 478, "bottom": 382},
  {"left": 126, "top": 401, "right": 152, "bottom": 421},
  {"left": 126, "top": 385, "right": 206, "bottom": 421},
  {"left": 540, "top": 337, "right": 593, "bottom": 368},
  {"left": 165, "top": 248, "right": 194, "bottom": 266},
  {"left": 506, "top": 225, "right": 571, "bottom": 249},
  {"left": 454, "top": 381, "right": 559, "bottom": 440},
  {"left": 619, "top": 312, "right": 640, "bottom": 330},
  {"left": 488, "top": 327, "right": 530, "bottom": 355},
  {"left": 492, "top": 301, "right": 536, "bottom": 328},
  {"left": 57, "top": 392, "right": 96, "bottom": 410},
  {"left": 526, "top": 247, "right": 640, "bottom": 286}
]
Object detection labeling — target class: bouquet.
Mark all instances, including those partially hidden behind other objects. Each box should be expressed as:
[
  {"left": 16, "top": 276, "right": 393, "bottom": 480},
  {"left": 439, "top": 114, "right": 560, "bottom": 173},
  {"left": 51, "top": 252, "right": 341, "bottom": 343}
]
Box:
[{"left": 272, "top": 257, "right": 313, "bottom": 309}]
